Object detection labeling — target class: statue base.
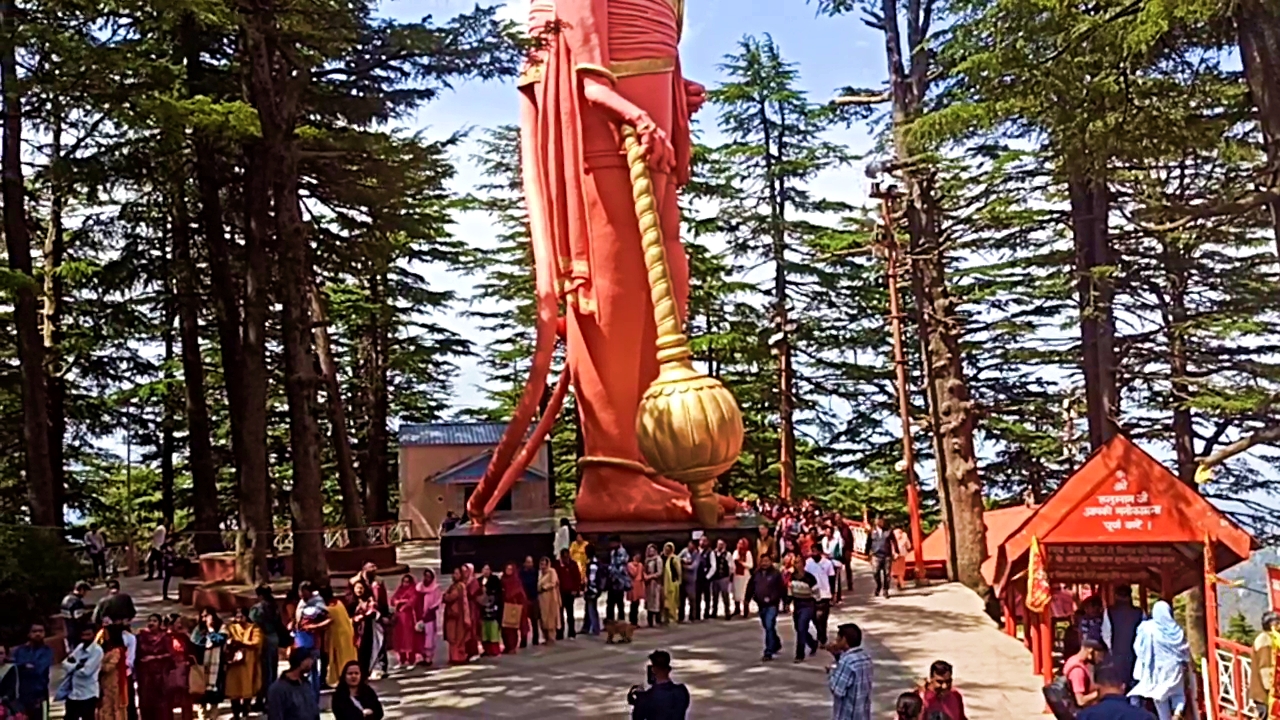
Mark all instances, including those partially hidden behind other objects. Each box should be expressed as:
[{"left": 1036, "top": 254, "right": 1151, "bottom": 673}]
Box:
[{"left": 441, "top": 510, "right": 763, "bottom": 575}]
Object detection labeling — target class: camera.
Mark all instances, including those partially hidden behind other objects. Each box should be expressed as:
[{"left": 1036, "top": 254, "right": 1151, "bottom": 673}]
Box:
[{"left": 626, "top": 663, "right": 656, "bottom": 705}]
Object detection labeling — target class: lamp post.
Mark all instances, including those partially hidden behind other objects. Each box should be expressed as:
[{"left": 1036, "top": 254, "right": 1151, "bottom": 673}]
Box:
[
  {"left": 768, "top": 315, "right": 798, "bottom": 501},
  {"left": 124, "top": 398, "right": 139, "bottom": 575},
  {"left": 869, "top": 178, "right": 926, "bottom": 585}
]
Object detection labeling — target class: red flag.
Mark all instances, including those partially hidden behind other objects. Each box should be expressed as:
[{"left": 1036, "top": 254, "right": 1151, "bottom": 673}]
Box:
[
  {"left": 1026, "top": 536, "right": 1051, "bottom": 613},
  {"left": 1267, "top": 565, "right": 1280, "bottom": 613}
]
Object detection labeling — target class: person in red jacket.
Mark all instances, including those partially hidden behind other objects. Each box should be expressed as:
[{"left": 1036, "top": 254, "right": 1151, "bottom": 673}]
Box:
[
  {"left": 920, "top": 660, "right": 968, "bottom": 720},
  {"left": 555, "top": 549, "right": 583, "bottom": 640}
]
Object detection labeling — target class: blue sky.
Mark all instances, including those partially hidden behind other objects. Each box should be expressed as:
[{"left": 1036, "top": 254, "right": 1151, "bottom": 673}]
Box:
[{"left": 381, "top": 0, "right": 888, "bottom": 410}]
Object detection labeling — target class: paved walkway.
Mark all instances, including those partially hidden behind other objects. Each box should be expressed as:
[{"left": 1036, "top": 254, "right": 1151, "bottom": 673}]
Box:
[{"left": 79, "top": 545, "right": 1046, "bottom": 719}]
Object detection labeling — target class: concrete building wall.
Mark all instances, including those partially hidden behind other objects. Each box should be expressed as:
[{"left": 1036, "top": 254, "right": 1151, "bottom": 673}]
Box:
[{"left": 398, "top": 443, "right": 549, "bottom": 538}]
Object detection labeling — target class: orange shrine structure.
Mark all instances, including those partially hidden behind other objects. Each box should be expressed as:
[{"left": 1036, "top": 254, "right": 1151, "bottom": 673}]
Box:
[{"left": 981, "top": 435, "right": 1258, "bottom": 717}]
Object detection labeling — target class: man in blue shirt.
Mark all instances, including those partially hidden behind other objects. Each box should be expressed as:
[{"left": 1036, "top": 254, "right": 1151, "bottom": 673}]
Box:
[
  {"left": 12, "top": 623, "right": 53, "bottom": 718},
  {"left": 828, "top": 623, "right": 873, "bottom": 720},
  {"left": 1078, "top": 662, "right": 1155, "bottom": 720}
]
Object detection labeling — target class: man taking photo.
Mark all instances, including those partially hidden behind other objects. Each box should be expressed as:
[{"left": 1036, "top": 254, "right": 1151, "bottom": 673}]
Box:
[{"left": 629, "top": 650, "right": 690, "bottom": 719}]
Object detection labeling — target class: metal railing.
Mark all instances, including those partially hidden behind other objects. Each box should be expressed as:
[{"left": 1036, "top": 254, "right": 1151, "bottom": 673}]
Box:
[
  {"left": 70, "top": 520, "right": 413, "bottom": 571},
  {"left": 1211, "top": 637, "right": 1259, "bottom": 720}
]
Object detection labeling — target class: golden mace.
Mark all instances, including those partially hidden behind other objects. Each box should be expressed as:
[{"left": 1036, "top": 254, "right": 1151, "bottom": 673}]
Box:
[{"left": 621, "top": 124, "right": 745, "bottom": 527}]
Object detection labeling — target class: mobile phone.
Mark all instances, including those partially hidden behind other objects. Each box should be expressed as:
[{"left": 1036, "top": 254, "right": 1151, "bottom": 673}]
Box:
[{"left": 646, "top": 664, "right": 655, "bottom": 687}]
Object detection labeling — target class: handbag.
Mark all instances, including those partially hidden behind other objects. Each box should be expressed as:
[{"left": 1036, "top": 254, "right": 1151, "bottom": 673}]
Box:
[
  {"left": 188, "top": 664, "right": 208, "bottom": 696},
  {"left": 501, "top": 602, "right": 523, "bottom": 629}
]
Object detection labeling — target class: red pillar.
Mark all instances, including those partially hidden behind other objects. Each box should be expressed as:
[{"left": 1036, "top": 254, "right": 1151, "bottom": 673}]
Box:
[
  {"left": 1030, "top": 609, "right": 1042, "bottom": 675},
  {"left": 1040, "top": 610, "right": 1054, "bottom": 685},
  {"left": 1204, "top": 536, "right": 1222, "bottom": 718}
]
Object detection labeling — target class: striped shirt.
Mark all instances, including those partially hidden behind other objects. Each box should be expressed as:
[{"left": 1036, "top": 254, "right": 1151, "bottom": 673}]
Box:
[{"left": 829, "top": 647, "right": 873, "bottom": 720}]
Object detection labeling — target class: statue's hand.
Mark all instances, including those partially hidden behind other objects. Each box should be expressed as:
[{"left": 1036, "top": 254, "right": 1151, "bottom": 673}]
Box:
[
  {"left": 632, "top": 118, "right": 675, "bottom": 175},
  {"left": 582, "top": 76, "right": 675, "bottom": 174},
  {"left": 684, "top": 79, "right": 707, "bottom": 116}
]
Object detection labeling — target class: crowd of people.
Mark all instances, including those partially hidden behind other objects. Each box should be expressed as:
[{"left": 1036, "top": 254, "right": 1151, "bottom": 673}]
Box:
[
  {"left": 14, "top": 499, "right": 942, "bottom": 720},
  {"left": 1042, "top": 584, "right": 1198, "bottom": 720}
]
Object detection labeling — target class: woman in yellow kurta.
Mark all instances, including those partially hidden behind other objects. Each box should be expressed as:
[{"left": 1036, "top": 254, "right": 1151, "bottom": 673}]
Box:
[
  {"left": 569, "top": 532, "right": 590, "bottom": 578},
  {"left": 317, "top": 586, "right": 358, "bottom": 686},
  {"left": 224, "top": 608, "right": 263, "bottom": 716},
  {"left": 661, "top": 542, "right": 681, "bottom": 625},
  {"left": 325, "top": 590, "right": 359, "bottom": 687}
]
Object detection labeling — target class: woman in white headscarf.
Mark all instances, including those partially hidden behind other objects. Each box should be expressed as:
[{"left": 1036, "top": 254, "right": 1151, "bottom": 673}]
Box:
[{"left": 1129, "top": 600, "right": 1191, "bottom": 720}]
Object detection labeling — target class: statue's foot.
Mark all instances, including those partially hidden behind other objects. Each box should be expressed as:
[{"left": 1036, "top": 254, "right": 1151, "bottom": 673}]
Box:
[{"left": 574, "top": 464, "right": 698, "bottom": 523}]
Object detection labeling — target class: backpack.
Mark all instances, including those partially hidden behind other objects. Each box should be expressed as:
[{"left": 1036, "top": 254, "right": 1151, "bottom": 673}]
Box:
[{"left": 1042, "top": 676, "right": 1080, "bottom": 720}]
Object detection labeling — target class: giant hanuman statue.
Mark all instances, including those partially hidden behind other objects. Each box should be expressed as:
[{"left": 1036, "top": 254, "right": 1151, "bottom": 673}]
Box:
[{"left": 466, "top": 0, "right": 744, "bottom": 527}]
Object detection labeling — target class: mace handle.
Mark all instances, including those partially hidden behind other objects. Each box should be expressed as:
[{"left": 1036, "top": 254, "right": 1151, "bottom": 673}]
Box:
[{"left": 620, "top": 124, "right": 692, "bottom": 367}]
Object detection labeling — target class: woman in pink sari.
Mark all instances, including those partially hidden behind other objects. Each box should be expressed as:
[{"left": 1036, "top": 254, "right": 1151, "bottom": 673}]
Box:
[
  {"left": 417, "top": 569, "right": 443, "bottom": 666},
  {"left": 390, "top": 573, "right": 424, "bottom": 668}
]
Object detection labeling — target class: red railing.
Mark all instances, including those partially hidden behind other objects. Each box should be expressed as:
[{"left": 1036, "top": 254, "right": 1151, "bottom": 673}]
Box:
[{"left": 1210, "top": 636, "right": 1259, "bottom": 720}]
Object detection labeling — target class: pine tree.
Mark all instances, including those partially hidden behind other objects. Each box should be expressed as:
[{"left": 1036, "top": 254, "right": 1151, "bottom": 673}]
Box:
[{"left": 696, "top": 34, "right": 854, "bottom": 499}]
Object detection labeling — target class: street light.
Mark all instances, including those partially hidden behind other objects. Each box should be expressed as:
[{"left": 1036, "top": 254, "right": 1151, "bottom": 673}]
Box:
[{"left": 868, "top": 172, "right": 927, "bottom": 586}]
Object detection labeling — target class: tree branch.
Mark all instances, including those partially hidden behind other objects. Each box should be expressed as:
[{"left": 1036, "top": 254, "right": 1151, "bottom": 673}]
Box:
[
  {"left": 834, "top": 90, "right": 891, "bottom": 105},
  {"left": 1199, "top": 424, "right": 1280, "bottom": 468},
  {"left": 1137, "top": 187, "right": 1280, "bottom": 231}
]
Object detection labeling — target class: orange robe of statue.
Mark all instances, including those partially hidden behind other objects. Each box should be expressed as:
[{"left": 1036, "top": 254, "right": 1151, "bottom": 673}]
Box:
[{"left": 467, "top": 0, "right": 734, "bottom": 524}]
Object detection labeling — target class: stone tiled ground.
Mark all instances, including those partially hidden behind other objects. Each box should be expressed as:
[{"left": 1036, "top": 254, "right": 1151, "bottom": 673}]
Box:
[{"left": 72, "top": 544, "right": 1046, "bottom": 719}]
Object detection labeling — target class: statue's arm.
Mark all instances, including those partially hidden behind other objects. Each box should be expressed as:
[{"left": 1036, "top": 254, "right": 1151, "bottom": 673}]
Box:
[
  {"left": 557, "top": 0, "right": 611, "bottom": 81},
  {"left": 557, "top": 0, "right": 640, "bottom": 124},
  {"left": 558, "top": 0, "right": 675, "bottom": 171}
]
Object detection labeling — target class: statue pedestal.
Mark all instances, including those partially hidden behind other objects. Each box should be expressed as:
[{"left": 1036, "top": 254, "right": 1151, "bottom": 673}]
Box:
[{"left": 441, "top": 510, "right": 762, "bottom": 575}]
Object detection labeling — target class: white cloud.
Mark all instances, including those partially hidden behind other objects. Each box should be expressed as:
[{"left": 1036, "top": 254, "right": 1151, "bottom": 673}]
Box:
[{"left": 495, "top": 0, "right": 530, "bottom": 23}]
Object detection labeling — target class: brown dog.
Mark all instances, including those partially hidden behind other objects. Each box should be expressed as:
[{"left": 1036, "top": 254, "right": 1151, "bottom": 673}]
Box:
[{"left": 605, "top": 620, "right": 636, "bottom": 644}]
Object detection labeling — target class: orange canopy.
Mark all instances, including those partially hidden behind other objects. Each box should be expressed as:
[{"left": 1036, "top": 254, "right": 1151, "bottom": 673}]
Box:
[
  {"left": 984, "top": 434, "right": 1256, "bottom": 597},
  {"left": 919, "top": 504, "right": 1038, "bottom": 565}
]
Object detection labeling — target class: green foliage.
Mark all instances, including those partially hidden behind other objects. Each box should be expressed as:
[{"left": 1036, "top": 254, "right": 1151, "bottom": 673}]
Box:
[
  {"left": 0, "top": 527, "right": 86, "bottom": 645},
  {"left": 1225, "top": 611, "right": 1258, "bottom": 645}
]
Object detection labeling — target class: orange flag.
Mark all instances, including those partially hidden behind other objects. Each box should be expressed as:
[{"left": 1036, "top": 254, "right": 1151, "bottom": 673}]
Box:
[{"left": 1026, "top": 535, "right": 1051, "bottom": 613}]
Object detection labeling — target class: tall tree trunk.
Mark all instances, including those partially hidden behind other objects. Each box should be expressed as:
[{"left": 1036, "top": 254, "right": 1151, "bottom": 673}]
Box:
[
  {"left": 240, "top": 4, "right": 327, "bottom": 584},
  {"left": 1164, "top": 236, "right": 1209, "bottom": 658},
  {"left": 906, "top": 175, "right": 988, "bottom": 591},
  {"left": 1235, "top": 0, "right": 1280, "bottom": 255},
  {"left": 359, "top": 273, "right": 390, "bottom": 523},
  {"left": 2, "top": 0, "right": 58, "bottom": 530},
  {"left": 914, "top": 292, "right": 957, "bottom": 580},
  {"left": 878, "top": 0, "right": 987, "bottom": 588},
  {"left": 161, "top": 308, "right": 176, "bottom": 527},
  {"left": 43, "top": 114, "right": 66, "bottom": 515},
  {"left": 180, "top": 12, "right": 259, "bottom": 571},
  {"left": 239, "top": 147, "right": 273, "bottom": 582},
  {"left": 173, "top": 190, "right": 224, "bottom": 554},
  {"left": 308, "top": 278, "right": 368, "bottom": 543},
  {"left": 1067, "top": 171, "right": 1119, "bottom": 450}
]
